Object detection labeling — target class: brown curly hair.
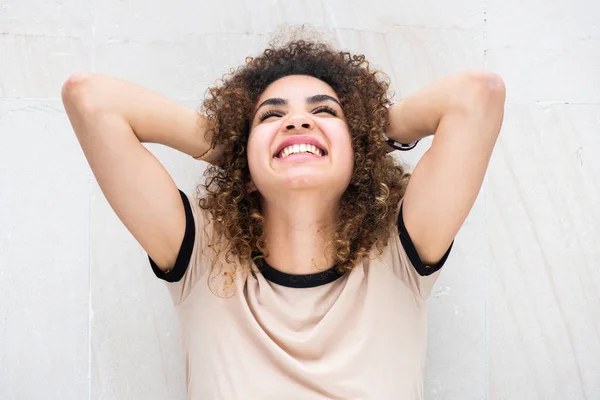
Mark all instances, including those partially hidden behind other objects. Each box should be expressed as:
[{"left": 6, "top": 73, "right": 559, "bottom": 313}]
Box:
[{"left": 198, "top": 37, "right": 410, "bottom": 280}]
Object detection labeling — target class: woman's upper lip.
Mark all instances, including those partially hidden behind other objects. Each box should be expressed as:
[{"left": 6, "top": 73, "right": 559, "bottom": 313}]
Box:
[{"left": 273, "top": 135, "right": 327, "bottom": 157}]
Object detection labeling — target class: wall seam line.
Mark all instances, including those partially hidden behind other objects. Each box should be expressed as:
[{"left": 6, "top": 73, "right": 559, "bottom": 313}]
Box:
[
  {"left": 483, "top": 0, "right": 490, "bottom": 398},
  {"left": 89, "top": 2, "right": 96, "bottom": 399}
]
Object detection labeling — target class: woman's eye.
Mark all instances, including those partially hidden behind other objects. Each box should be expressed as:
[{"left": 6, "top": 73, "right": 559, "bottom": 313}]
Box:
[
  {"left": 258, "top": 110, "right": 284, "bottom": 122},
  {"left": 313, "top": 106, "right": 337, "bottom": 116},
  {"left": 258, "top": 106, "right": 338, "bottom": 122}
]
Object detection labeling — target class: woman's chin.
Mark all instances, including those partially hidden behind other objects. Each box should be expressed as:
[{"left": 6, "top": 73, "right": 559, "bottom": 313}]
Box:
[{"left": 259, "top": 176, "right": 349, "bottom": 197}]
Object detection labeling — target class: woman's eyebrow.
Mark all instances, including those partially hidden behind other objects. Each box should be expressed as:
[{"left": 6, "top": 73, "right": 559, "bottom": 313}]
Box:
[
  {"left": 254, "top": 94, "right": 341, "bottom": 115},
  {"left": 306, "top": 94, "right": 341, "bottom": 107}
]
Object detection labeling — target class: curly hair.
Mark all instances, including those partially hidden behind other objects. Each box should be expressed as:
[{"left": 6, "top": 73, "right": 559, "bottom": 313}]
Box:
[{"left": 198, "top": 37, "right": 410, "bottom": 282}]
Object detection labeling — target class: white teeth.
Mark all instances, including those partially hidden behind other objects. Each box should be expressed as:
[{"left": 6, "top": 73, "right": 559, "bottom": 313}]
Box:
[{"left": 277, "top": 143, "right": 325, "bottom": 158}]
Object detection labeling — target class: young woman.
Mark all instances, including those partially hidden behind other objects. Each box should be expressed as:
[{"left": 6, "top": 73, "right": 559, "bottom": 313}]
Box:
[{"left": 62, "top": 39, "right": 505, "bottom": 399}]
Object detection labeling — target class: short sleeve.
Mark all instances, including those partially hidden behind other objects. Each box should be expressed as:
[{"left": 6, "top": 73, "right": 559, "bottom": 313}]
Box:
[
  {"left": 148, "top": 189, "right": 211, "bottom": 306},
  {"left": 387, "top": 200, "right": 453, "bottom": 299}
]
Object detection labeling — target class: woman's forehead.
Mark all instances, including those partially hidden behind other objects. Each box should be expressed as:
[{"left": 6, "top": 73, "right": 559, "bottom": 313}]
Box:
[{"left": 257, "top": 75, "right": 339, "bottom": 103}]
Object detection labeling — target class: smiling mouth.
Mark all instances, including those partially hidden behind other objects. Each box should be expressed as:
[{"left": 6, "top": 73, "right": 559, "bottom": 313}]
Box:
[{"left": 274, "top": 143, "right": 328, "bottom": 159}]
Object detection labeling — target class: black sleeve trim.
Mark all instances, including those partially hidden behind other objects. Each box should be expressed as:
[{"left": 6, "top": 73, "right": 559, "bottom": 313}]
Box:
[
  {"left": 148, "top": 190, "right": 196, "bottom": 282},
  {"left": 397, "top": 201, "right": 453, "bottom": 276}
]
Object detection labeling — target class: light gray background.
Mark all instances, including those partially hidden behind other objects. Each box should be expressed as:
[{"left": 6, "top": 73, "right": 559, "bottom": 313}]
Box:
[{"left": 1, "top": 0, "right": 599, "bottom": 399}]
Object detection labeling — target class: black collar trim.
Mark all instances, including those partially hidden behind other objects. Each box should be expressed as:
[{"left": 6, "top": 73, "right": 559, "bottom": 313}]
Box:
[{"left": 253, "top": 256, "right": 345, "bottom": 288}]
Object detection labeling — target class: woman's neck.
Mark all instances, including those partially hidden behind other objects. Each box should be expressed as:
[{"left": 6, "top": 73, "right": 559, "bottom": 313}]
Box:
[{"left": 261, "top": 193, "right": 338, "bottom": 275}]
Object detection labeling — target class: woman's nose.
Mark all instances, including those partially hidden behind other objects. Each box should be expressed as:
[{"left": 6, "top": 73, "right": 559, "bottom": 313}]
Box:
[{"left": 284, "top": 115, "right": 313, "bottom": 131}]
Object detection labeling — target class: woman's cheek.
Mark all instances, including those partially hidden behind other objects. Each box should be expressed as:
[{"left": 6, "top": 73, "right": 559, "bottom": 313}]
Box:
[{"left": 247, "top": 149, "right": 263, "bottom": 177}]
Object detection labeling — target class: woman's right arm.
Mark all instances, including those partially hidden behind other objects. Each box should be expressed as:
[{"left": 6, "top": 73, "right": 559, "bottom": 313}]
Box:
[{"left": 62, "top": 72, "right": 214, "bottom": 272}]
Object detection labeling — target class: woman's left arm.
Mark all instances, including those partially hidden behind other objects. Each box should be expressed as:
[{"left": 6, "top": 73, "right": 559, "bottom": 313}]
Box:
[{"left": 388, "top": 69, "right": 506, "bottom": 265}]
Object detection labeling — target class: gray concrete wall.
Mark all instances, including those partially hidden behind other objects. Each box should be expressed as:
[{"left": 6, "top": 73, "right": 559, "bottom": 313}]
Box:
[{"left": 1, "top": 0, "right": 599, "bottom": 399}]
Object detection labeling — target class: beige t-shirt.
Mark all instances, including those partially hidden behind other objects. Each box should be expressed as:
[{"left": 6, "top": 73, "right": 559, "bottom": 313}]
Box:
[{"left": 149, "top": 190, "right": 452, "bottom": 400}]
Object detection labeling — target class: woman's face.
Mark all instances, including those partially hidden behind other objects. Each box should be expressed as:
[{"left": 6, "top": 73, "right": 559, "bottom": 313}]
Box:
[{"left": 247, "top": 75, "right": 354, "bottom": 202}]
